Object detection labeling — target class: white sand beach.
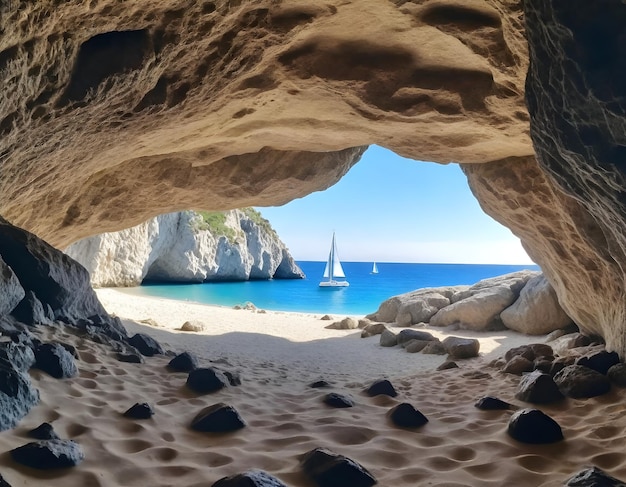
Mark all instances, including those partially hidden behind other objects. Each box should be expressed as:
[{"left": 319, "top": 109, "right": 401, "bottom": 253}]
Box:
[{"left": 0, "top": 289, "right": 624, "bottom": 486}]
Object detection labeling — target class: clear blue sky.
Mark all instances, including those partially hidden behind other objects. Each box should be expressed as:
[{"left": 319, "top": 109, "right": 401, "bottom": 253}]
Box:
[{"left": 257, "top": 145, "right": 533, "bottom": 265}]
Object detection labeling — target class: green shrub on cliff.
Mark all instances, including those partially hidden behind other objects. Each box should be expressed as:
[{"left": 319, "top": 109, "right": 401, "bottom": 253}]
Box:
[
  {"left": 241, "top": 208, "right": 278, "bottom": 239},
  {"left": 193, "top": 211, "right": 240, "bottom": 242}
]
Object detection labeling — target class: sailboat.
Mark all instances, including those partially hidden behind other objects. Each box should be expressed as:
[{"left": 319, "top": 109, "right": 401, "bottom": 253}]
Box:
[
  {"left": 319, "top": 232, "right": 349, "bottom": 287},
  {"left": 371, "top": 262, "right": 379, "bottom": 274}
]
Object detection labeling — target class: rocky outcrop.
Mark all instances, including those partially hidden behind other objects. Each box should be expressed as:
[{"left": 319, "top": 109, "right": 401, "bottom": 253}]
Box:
[
  {"left": 2, "top": 2, "right": 626, "bottom": 355},
  {"left": 368, "top": 271, "right": 570, "bottom": 334},
  {"left": 65, "top": 209, "right": 304, "bottom": 286}
]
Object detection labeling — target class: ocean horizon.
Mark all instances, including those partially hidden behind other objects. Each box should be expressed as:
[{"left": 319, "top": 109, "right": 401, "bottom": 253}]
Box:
[{"left": 125, "top": 261, "right": 541, "bottom": 316}]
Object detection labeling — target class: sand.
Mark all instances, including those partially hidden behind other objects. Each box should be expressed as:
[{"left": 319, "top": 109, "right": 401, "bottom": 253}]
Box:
[{"left": 0, "top": 289, "right": 623, "bottom": 486}]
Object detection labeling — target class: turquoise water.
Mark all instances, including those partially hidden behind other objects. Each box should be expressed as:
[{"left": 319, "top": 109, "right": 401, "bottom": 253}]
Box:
[{"left": 127, "top": 262, "right": 540, "bottom": 316}]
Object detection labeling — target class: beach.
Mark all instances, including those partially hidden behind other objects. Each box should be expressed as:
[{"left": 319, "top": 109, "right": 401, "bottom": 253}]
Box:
[{"left": 0, "top": 289, "right": 624, "bottom": 486}]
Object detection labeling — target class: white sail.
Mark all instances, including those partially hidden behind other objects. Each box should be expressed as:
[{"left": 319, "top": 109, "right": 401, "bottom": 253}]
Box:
[
  {"left": 372, "top": 262, "right": 378, "bottom": 274},
  {"left": 319, "top": 232, "right": 349, "bottom": 287}
]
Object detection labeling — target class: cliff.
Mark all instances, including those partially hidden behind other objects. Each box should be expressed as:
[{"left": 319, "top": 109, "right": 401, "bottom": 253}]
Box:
[{"left": 65, "top": 209, "right": 304, "bottom": 287}]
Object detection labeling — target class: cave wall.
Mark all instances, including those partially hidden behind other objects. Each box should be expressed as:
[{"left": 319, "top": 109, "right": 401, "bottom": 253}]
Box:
[{"left": 0, "top": 0, "right": 531, "bottom": 247}]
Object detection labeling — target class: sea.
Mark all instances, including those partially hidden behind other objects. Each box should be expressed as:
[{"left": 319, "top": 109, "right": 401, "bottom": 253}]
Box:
[{"left": 126, "top": 262, "right": 540, "bottom": 316}]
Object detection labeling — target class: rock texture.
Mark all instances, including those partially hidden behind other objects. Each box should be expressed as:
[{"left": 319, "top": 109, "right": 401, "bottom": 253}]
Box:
[
  {"left": 0, "top": 1, "right": 531, "bottom": 248},
  {"left": 65, "top": 209, "right": 304, "bottom": 286},
  {"left": 2, "top": 0, "right": 626, "bottom": 356}
]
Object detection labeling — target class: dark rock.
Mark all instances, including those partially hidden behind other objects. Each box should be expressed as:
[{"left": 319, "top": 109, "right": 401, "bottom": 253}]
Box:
[
  {"left": 565, "top": 466, "right": 626, "bottom": 486},
  {"left": 576, "top": 350, "right": 620, "bottom": 375},
  {"left": 310, "top": 380, "right": 332, "bottom": 388},
  {"left": 323, "top": 393, "right": 354, "bottom": 408},
  {"left": 34, "top": 343, "right": 77, "bottom": 378},
  {"left": 549, "top": 357, "right": 571, "bottom": 376},
  {"left": 0, "top": 362, "right": 39, "bottom": 430},
  {"left": 379, "top": 329, "right": 398, "bottom": 347},
  {"left": 0, "top": 341, "right": 35, "bottom": 372},
  {"left": 365, "top": 379, "right": 397, "bottom": 397},
  {"left": 474, "top": 396, "right": 512, "bottom": 410},
  {"left": 167, "top": 351, "right": 198, "bottom": 372},
  {"left": 397, "top": 329, "right": 436, "bottom": 347},
  {"left": 503, "top": 356, "right": 535, "bottom": 375},
  {"left": 117, "top": 352, "right": 144, "bottom": 364},
  {"left": 534, "top": 358, "right": 553, "bottom": 374},
  {"left": 554, "top": 365, "right": 611, "bottom": 399},
  {"left": 11, "top": 291, "right": 53, "bottom": 325},
  {"left": 437, "top": 360, "right": 459, "bottom": 371},
  {"left": 0, "top": 473, "right": 10, "bottom": 487},
  {"left": 504, "top": 344, "right": 554, "bottom": 362},
  {"left": 128, "top": 333, "right": 163, "bottom": 357},
  {"left": 0, "top": 218, "right": 125, "bottom": 338},
  {"left": 10, "top": 439, "right": 84, "bottom": 469},
  {"left": 224, "top": 370, "right": 241, "bottom": 386},
  {"left": 212, "top": 469, "right": 288, "bottom": 487},
  {"left": 56, "top": 342, "right": 78, "bottom": 359},
  {"left": 28, "top": 422, "right": 59, "bottom": 440},
  {"left": 190, "top": 403, "right": 245, "bottom": 433},
  {"left": 0, "top": 255, "right": 24, "bottom": 317},
  {"left": 442, "top": 336, "right": 480, "bottom": 359},
  {"left": 388, "top": 403, "right": 428, "bottom": 428},
  {"left": 421, "top": 341, "right": 446, "bottom": 355},
  {"left": 123, "top": 402, "right": 154, "bottom": 419},
  {"left": 516, "top": 370, "right": 564, "bottom": 404},
  {"left": 301, "top": 447, "right": 376, "bottom": 487},
  {"left": 507, "top": 408, "right": 563, "bottom": 444},
  {"left": 186, "top": 367, "right": 229, "bottom": 393},
  {"left": 607, "top": 363, "right": 626, "bottom": 387}
]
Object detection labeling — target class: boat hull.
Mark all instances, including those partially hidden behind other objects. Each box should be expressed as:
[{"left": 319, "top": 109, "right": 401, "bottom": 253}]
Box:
[{"left": 319, "top": 280, "right": 349, "bottom": 288}]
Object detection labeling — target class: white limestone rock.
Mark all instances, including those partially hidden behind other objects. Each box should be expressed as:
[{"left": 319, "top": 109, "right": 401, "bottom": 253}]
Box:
[
  {"left": 366, "top": 286, "right": 467, "bottom": 325},
  {"left": 430, "top": 271, "right": 539, "bottom": 331},
  {"left": 65, "top": 210, "right": 304, "bottom": 287},
  {"left": 501, "top": 274, "right": 573, "bottom": 335},
  {"left": 0, "top": 256, "right": 25, "bottom": 316}
]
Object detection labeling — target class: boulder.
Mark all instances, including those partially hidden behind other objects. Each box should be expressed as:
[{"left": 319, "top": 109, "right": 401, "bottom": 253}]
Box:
[
  {"left": 515, "top": 370, "right": 564, "bottom": 404},
  {"left": 607, "top": 364, "right": 626, "bottom": 387},
  {"left": 168, "top": 352, "right": 198, "bottom": 372},
  {"left": 404, "top": 340, "right": 430, "bottom": 353},
  {"left": 565, "top": 466, "right": 626, "bottom": 486},
  {"left": 0, "top": 363, "right": 40, "bottom": 431},
  {"left": 442, "top": 337, "right": 480, "bottom": 359},
  {"left": 365, "top": 379, "right": 397, "bottom": 398},
  {"left": 181, "top": 320, "right": 206, "bottom": 332},
  {"left": 507, "top": 408, "right": 563, "bottom": 444},
  {"left": 212, "top": 470, "right": 288, "bottom": 487},
  {"left": 367, "top": 286, "right": 464, "bottom": 325},
  {"left": 554, "top": 365, "right": 611, "bottom": 399},
  {"left": 123, "top": 403, "right": 154, "bottom": 419},
  {"left": 501, "top": 274, "right": 572, "bottom": 334},
  {"left": 550, "top": 333, "right": 592, "bottom": 355},
  {"left": 379, "top": 330, "right": 398, "bottom": 347},
  {"left": 360, "top": 323, "right": 388, "bottom": 338},
  {"left": 504, "top": 344, "right": 554, "bottom": 362},
  {"left": 301, "top": 447, "right": 376, "bottom": 487},
  {"left": 0, "top": 218, "right": 123, "bottom": 337},
  {"left": 128, "top": 333, "right": 164, "bottom": 357},
  {"left": 430, "top": 272, "right": 538, "bottom": 331},
  {"left": 34, "top": 343, "right": 78, "bottom": 379},
  {"left": 0, "top": 257, "right": 24, "bottom": 316},
  {"left": 421, "top": 341, "right": 446, "bottom": 355},
  {"left": 186, "top": 368, "right": 229, "bottom": 394},
  {"left": 28, "top": 423, "right": 59, "bottom": 440},
  {"left": 397, "top": 329, "right": 437, "bottom": 347},
  {"left": 436, "top": 361, "right": 459, "bottom": 371},
  {"left": 323, "top": 393, "right": 354, "bottom": 408},
  {"left": 575, "top": 350, "right": 620, "bottom": 375},
  {"left": 502, "top": 356, "right": 535, "bottom": 375},
  {"left": 388, "top": 403, "right": 428, "bottom": 428},
  {"left": 325, "top": 317, "right": 358, "bottom": 330},
  {"left": 474, "top": 396, "right": 512, "bottom": 410},
  {"left": 190, "top": 403, "right": 245, "bottom": 433},
  {"left": 10, "top": 439, "right": 84, "bottom": 469},
  {"left": 0, "top": 342, "right": 36, "bottom": 372}
]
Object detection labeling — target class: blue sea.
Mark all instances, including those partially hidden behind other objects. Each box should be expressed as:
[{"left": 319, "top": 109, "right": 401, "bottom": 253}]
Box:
[{"left": 127, "top": 262, "right": 540, "bottom": 316}]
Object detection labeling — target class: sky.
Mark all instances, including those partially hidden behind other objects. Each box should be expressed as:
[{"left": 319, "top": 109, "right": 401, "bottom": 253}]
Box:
[{"left": 256, "top": 145, "right": 534, "bottom": 265}]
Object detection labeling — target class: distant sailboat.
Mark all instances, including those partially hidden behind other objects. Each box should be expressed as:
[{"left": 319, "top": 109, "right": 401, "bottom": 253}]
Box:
[
  {"left": 371, "top": 262, "right": 379, "bottom": 274},
  {"left": 319, "top": 232, "right": 349, "bottom": 287}
]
